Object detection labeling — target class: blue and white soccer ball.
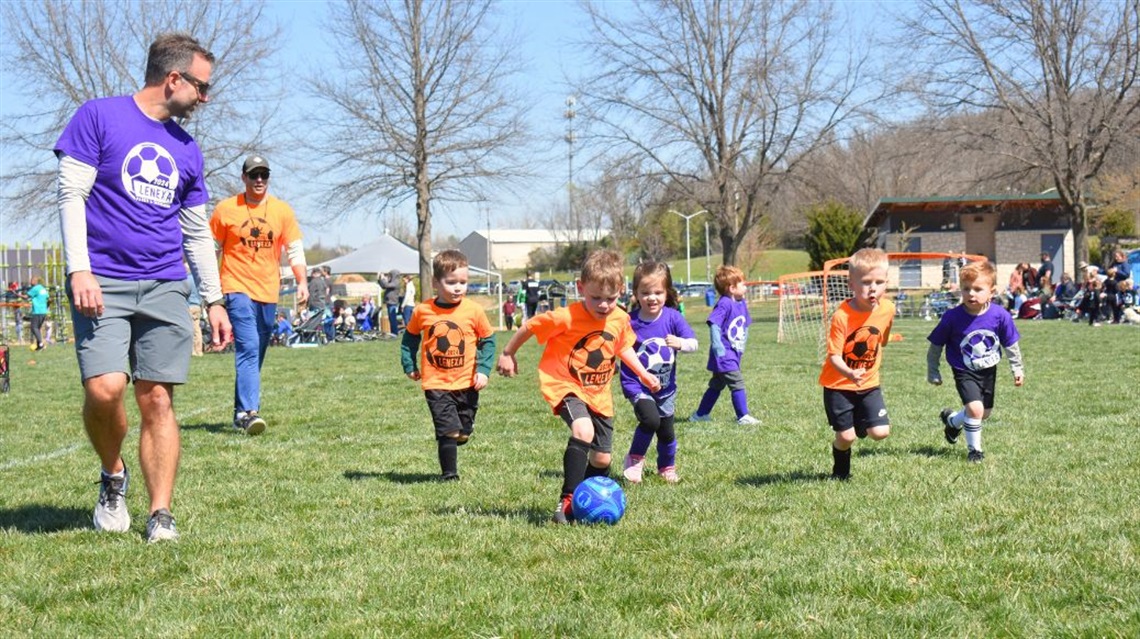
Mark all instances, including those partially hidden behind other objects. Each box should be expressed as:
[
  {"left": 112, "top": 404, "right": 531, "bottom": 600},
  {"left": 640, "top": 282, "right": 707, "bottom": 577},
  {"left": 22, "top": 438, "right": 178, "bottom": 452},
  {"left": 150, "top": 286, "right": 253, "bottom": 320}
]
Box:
[
  {"left": 726, "top": 315, "right": 748, "bottom": 349},
  {"left": 572, "top": 476, "right": 626, "bottom": 525},
  {"left": 637, "top": 337, "right": 675, "bottom": 374},
  {"left": 961, "top": 330, "right": 1000, "bottom": 369}
]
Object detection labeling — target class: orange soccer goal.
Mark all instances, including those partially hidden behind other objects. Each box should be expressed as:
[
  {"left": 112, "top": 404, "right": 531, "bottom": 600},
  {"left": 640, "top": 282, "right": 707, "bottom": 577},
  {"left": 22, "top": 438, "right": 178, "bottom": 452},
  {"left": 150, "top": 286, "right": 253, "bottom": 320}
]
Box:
[{"left": 776, "top": 252, "right": 987, "bottom": 360}]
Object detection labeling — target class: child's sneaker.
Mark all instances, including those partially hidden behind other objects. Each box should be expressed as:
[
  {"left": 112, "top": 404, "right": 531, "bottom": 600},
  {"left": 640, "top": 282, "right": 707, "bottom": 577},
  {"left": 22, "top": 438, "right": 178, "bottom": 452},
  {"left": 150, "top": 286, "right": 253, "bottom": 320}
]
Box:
[
  {"left": 145, "top": 508, "right": 179, "bottom": 543},
  {"left": 622, "top": 454, "right": 646, "bottom": 483},
  {"left": 967, "top": 449, "right": 985, "bottom": 464},
  {"left": 93, "top": 467, "right": 130, "bottom": 533},
  {"left": 737, "top": 414, "right": 761, "bottom": 426},
  {"left": 657, "top": 466, "right": 680, "bottom": 483},
  {"left": 234, "top": 411, "right": 267, "bottom": 436},
  {"left": 689, "top": 412, "right": 711, "bottom": 422},
  {"left": 551, "top": 495, "right": 574, "bottom": 525},
  {"left": 940, "top": 408, "right": 959, "bottom": 444}
]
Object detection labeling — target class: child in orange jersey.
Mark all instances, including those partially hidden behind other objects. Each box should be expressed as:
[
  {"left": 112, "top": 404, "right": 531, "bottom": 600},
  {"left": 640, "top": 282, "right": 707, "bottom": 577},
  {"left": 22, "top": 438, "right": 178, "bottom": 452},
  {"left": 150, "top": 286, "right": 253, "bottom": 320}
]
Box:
[
  {"left": 818, "top": 248, "right": 895, "bottom": 480},
  {"left": 401, "top": 250, "right": 496, "bottom": 481},
  {"left": 497, "top": 249, "right": 661, "bottom": 523}
]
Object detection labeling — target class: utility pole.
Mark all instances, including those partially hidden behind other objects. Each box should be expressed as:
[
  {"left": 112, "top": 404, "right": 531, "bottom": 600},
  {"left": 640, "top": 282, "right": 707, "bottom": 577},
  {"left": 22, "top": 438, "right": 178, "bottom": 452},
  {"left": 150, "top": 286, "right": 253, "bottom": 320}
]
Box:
[
  {"left": 668, "top": 209, "right": 707, "bottom": 288},
  {"left": 565, "top": 96, "right": 576, "bottom": 224}
]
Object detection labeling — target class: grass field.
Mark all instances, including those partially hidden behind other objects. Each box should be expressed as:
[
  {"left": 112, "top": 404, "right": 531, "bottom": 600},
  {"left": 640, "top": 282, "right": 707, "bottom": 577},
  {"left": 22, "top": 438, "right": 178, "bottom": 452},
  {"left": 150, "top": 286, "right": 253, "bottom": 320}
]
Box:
[{"left": 1, "top": 305, "right": 1138, "bottom": 636}]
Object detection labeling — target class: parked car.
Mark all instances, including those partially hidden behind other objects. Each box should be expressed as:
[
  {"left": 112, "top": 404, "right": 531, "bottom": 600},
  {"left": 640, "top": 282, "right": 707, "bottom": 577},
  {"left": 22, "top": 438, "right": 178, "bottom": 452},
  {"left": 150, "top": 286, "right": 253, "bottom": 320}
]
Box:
[
  {"left": 680, "top": 281, "right": 714, "bottom": 297},
  {"left": 540, "top": 279, "right": 566, "bottom": 298},
  {"left": 467, "top": 282, "right": 490, "bottom": 295}
]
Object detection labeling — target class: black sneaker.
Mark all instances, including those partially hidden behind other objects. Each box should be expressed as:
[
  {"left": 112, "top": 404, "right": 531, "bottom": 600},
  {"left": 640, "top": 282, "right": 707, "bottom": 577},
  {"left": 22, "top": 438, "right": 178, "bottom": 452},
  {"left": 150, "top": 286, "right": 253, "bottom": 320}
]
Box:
[
  {"left": 233, "top": 411, "right": 267, "bottom": 436},
  {"left": 551, "top": 495, "right": 574, "bottom": 524},
  {"left": 441, "top": 472, "right": 460, "bottom": 482},
  {"left": 940, "top": 408, "right": 959, "bottom": 445},
  {"left": 967, "top": 449, "right": 985, "bottom": 464}
]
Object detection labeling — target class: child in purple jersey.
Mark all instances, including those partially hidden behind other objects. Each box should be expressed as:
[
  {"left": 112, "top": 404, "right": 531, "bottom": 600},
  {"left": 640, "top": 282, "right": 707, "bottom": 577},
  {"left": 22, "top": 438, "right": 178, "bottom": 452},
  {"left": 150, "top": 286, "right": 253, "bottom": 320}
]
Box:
[
  {"left": 927, "top": 261, "right": 1025, "bottom": 464},
  {"left": 690, "top": 265, "right": 760, "bottom": 425},
  {"left": 619, "top": 262, "right": 698, "bottom": 483}
]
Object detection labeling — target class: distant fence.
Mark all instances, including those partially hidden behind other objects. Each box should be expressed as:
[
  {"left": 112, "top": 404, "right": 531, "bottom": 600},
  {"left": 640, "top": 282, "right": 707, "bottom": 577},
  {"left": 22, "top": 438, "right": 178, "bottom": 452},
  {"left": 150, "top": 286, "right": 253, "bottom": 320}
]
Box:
[{"left": 1, "top": 243, "right": 70, "bottom": 345}]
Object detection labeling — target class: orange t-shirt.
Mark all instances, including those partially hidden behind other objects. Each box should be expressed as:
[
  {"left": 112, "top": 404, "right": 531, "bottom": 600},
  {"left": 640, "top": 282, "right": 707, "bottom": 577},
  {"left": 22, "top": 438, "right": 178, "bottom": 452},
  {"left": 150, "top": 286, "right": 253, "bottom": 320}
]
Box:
[
  {"left": 818, "top": 298, "right": 895, "bottom": 390},
  {"left": 210, "top": 194, "right": 302, "bottom": 303},
  {"left": 526, "top": 302, "right": 636, "bottom": 417},
  {"left": 407, "top": 298, "right": 494, "bottom": 391}
]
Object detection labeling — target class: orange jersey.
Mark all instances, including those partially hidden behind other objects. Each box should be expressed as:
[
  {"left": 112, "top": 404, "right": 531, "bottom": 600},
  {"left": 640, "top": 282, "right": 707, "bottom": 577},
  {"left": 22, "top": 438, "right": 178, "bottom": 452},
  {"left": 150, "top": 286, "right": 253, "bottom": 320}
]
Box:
[
  {"left": 819, "top": 298, "right": 895, "bottom": 390},
  {"left": 408, "top": 298, "right": 494, "bottom": 391},
  {"left": 526, "top": 302, "right": 636, "bottom": 417},
  {"left": 210, "top": 194, "right": 302, "bottom": 303}
]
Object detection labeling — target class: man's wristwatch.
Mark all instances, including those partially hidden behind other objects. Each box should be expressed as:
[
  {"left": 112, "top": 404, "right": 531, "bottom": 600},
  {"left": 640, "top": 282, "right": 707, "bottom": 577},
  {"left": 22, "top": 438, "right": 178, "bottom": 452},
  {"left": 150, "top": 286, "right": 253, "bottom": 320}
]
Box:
[{"left": 206, "top": 298, "right": 226, "bottom": 309}]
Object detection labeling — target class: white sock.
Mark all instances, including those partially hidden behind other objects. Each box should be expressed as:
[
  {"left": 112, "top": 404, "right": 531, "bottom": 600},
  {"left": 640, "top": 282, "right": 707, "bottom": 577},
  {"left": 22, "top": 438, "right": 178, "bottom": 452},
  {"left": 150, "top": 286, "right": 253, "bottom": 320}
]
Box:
[
  {"left": 963, "top": 417, "right": 983, "bottom": 451},
  {"left": 949, "top": 410, "right": 966, "bottom": 428}
]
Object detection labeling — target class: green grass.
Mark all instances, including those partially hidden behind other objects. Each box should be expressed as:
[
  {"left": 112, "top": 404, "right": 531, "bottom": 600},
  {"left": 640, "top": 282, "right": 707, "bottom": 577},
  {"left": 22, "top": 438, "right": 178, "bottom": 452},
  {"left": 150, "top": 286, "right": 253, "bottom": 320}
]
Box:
[{"left": 2, "top": 309, "right": 1138, "bottom": 636}]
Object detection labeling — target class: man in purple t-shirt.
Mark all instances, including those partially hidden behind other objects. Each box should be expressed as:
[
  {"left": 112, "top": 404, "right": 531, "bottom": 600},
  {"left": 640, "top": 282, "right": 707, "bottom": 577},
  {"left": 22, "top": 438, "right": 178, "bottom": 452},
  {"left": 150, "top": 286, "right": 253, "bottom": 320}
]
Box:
[
  {"left": 54, "top": 33, "right": 232, "bottom": 543},
  {"left": 689, "top": 265, "right": 761, "bottom": 425}
]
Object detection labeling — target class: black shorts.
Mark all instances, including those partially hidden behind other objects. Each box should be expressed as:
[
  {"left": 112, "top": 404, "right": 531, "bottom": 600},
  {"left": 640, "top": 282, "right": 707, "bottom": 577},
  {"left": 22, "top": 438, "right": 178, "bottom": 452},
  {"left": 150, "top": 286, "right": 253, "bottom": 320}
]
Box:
[
  {"left": 952, "top": 366, "right": 996, "bottom": 409},
  {"left": 557, "top": 395, "right": 614, "bottom": 453},
  {"left": 823, "top": 387, "right": 890, "bottom": 434},
  {"left": 424, "top": 388, "right": 479, "bottom": 438}
]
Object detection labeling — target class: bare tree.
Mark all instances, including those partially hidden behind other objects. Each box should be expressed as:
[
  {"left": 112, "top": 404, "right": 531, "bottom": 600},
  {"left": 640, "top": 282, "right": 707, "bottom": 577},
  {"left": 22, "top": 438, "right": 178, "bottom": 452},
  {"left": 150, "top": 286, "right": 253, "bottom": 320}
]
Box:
[
  {"left": 573, "top": 0, "right": 880, "bottom": 266},
  {"left": 0, "top": 0, "right": 286, "bottom": 233},
  {"left": 901, "top": 0, "right": 1140, "bottom": 264},
  {"left": 310, "top": 0, "right": 530, "bottom": 297}
]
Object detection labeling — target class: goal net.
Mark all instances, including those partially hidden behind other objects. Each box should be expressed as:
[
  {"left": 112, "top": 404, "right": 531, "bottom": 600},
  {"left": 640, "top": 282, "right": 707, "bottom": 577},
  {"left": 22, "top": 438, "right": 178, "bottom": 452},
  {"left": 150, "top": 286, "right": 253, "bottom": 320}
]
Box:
[{"left": 776, "top": 252, "right": 987, "bottom": 360}]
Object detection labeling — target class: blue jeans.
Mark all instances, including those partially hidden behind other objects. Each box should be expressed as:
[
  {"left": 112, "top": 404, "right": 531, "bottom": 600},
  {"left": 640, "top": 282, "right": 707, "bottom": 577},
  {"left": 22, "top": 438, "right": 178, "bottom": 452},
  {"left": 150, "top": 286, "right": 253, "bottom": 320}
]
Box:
[
  {"left": 226, "top": 293, "right": 276, "bottom": 415},
  {"left": 387, "top": 304, "right": 401, "bottom": 335}
]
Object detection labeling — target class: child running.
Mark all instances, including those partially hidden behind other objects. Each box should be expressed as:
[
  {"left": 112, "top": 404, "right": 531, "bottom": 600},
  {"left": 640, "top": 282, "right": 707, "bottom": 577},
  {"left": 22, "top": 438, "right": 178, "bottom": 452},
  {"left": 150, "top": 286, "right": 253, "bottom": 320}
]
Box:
[
  {"left": 689, "top": 265, "right": 760, "bottom": 425},
  {"left": 620, "top": 262, "right": 698, "bottom": 484},
  {"left": 818, "top": 248, "right": 895, "bottom": 480},
  {"left": 401, "top": 250, "right": 496, "bottom": 481},
  {"left": 497, "top": 249, "right": 661, "bottom": 523},
  {"left": 927, "top": 261, "right": 1024, "bottom": 463}
]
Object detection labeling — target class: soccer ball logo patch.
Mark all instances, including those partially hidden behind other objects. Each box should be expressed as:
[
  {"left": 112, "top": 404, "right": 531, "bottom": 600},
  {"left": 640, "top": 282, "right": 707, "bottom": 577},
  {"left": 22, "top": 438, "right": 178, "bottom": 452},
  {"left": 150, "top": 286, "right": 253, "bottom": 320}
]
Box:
[
  {"left": 240, "top": 217, "right": 275, "bottom": 252},
  {"left": 121, "top": 143, "right": 179, "bottom": 207},
  {"left": 726, "top": 315, "right": 748, "bottom": 352},
  {"left": 568, "top": 330, "right": 616, "bottom": 387},
  {"left": 960, "top": 329, "right": 1001, "bottom": 370},
  {"left": 426, "top": 320, "right": 466, "bottom": 370},
  {"left": 637, "top": 337, "right": 674, "bottom": 386},
  {"left": 843, "top": 325, "right": 881, "bottom": 370}
]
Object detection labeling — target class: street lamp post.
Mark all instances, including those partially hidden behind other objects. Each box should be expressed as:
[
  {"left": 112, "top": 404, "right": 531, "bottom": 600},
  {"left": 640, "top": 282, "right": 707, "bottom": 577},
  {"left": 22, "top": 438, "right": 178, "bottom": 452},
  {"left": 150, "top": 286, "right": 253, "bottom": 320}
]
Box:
[{"left": 668, "top": 209, "right": 707, "bottom": 288}]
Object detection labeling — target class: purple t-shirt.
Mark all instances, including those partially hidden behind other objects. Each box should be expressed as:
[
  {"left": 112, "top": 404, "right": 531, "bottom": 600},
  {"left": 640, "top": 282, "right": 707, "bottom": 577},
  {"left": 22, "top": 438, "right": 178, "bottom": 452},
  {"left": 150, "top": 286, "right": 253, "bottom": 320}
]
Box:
[
  {"left": 927, "top": 303, "right": 1020, "bottom": 372},
  {"left": 55, "top": 96, "right": 209, "bottom": 280},
  {"left": 706, "top": 295, "right": 751, "bottom": 373},
  {"left": 620, "top": 306, "right": 696, "bottom": 399}
]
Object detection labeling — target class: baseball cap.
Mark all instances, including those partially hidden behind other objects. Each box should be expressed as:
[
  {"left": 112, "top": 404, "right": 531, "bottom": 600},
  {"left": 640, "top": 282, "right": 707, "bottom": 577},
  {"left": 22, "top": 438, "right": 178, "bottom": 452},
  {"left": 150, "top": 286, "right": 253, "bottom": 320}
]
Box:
[
  {"left": 242, "top": 155, "right": 270, "bottom": 174},
  {"left": 1077, "top": 260, "right": 1088, "bottom": 270}
]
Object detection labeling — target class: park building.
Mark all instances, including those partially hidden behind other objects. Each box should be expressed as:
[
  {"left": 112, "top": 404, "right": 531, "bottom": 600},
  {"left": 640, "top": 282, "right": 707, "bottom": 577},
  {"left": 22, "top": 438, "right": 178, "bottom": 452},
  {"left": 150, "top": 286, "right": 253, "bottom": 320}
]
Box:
[{"left": 459, "top": 228, "right": 610, "bottom": 272}]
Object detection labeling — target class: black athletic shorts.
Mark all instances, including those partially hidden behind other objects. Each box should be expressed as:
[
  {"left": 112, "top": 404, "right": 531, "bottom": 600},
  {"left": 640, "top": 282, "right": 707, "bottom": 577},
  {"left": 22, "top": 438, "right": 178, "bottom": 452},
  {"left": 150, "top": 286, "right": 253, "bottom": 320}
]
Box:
[
  {"left": 557, "top": 395, "right": 614, "bottom": 453},
  {"left": 952, "top": 366, "right": 996, "bottom": 410},
  {"left": 823, "top": 386, "right": 890, "bottom": 434},
  {"left": 424, "top": 388, "right": 479, "bottom": 438}
]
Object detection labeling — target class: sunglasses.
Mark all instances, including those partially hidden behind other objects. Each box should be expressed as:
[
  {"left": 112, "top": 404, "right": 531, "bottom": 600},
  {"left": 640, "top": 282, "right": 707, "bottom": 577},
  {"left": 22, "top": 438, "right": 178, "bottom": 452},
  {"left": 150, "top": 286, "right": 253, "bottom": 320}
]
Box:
[
  {"left": 246, "top": 171, "right": 270, "bottom": 181},
  {"left": 178, "top": 70, "right": 210, "bottom": 98}
]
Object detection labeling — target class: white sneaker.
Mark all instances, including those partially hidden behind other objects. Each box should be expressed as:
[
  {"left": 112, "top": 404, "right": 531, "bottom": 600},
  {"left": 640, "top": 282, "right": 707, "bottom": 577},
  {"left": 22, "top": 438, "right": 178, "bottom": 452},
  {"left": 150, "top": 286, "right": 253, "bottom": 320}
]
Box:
[
  {"left": 737, "top": 414, "right": 761, "bottom": 426},
  {"left": 622, "top": 454, "right": 646, "bottom": 483},
  {"left": 93, "top": 467, "right": 131, "bottom": 533},
  {"left": 689, "top": 413, "right": 712, "bottom": 422},
  {"left": 146, "top": 508, "right": 179, "bottom": 543}
]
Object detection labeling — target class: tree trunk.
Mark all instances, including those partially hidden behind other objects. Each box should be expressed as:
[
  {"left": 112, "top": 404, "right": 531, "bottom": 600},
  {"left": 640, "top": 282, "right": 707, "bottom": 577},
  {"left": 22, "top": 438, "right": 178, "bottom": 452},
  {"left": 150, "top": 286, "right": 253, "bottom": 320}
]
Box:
[{"left": 1072, "top": 200, "right": 1089, "bottom": 268}]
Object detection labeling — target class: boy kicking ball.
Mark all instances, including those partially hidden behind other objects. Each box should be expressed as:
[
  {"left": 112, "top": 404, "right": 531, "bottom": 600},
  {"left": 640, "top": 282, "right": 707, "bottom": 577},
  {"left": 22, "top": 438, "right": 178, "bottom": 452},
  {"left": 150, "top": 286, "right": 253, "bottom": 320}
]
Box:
[{"left": 927, "top": 261, "right": 1024, "bottom": 463}]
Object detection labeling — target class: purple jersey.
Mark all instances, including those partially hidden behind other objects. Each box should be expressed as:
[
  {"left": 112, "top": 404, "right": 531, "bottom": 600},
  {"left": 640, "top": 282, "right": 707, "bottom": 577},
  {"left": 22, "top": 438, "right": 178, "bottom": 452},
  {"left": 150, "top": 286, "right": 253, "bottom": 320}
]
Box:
[
  {"left": 54, "top": 96, "right": 209, "bottom": 281},
  {"left": 620, "top": 306, "right": 696, "bottom": 399},
  {"left": 927, "top": 303, "right": 1020, "bottom": 372},
  {"left": 706, "top": 295, "right": 751, "bottom": 373}
]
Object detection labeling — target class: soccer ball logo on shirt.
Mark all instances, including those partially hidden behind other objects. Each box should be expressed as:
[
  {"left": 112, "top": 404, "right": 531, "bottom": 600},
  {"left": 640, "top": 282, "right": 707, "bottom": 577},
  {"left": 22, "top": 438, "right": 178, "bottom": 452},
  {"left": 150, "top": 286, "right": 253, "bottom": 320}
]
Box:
[
  {"left": 726, "top": 315, "right": 748, "bottom": 352},
  {"left": 843, "top": 325, "right": 882, "bottom": 370},
  {"left": 121, "top": 142, "right": 179, "bottom": 207},
  {"left": 426, "top": 320, "right": 466, "bottom": 370},
  {"left": 960, "top": 329, "right": 1001, "bottom": 370},
  {"left": 568, "top": 330, "right": 617, "bottom": 387},
  {"left": 240, "top": 218, "right": 275, "bottom": 252},
  {"left": 636, "top": 337, "right": 674, "bottom": 383}
]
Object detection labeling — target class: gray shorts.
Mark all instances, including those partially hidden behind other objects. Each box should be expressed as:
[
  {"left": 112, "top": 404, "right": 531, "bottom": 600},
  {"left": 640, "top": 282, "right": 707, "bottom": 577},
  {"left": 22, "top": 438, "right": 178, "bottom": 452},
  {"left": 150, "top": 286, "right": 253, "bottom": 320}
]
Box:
[{"left": 68, "top": 275, "right": 193, "bottom": 383}]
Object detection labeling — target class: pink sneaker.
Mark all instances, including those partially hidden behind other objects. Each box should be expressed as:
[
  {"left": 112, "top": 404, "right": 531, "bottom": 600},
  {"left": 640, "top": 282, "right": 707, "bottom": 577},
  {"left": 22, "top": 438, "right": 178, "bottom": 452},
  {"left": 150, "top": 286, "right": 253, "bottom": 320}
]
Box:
[
  {"left": 658, "top": 466, "right": 680, "bottom": 483},
  {"left": 622, "top": 454, "right": 646, "bottom": 483}
]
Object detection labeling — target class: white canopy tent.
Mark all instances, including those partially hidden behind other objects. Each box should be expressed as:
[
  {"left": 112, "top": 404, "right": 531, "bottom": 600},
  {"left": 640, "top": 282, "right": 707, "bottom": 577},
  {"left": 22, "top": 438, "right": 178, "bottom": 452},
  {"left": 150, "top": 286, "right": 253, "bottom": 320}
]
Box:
[{"left": 314, "top": 232, "right": 419, "bottom": 276}]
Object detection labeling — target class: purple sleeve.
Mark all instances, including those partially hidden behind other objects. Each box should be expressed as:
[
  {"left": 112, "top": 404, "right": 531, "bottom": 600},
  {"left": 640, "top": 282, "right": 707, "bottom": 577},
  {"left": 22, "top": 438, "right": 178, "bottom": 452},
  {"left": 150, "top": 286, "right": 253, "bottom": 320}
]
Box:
[
  {"left": 670, "top": 309, "right": 696, "bottom": 339},
  {"left": 999, "top": 310, "right": 1020, "bottom": 346},
  {"left": 927, "top": 313, "right": 952, "bottom": 346},
  {"left": 54, "top": 101, "right": 102, "bottom": 165},
  {"left": 179, "top": 142, "right": 210, "bottom": 208},
  {"left": 707, "top": 297, "right": 728, "bottom": 327}
]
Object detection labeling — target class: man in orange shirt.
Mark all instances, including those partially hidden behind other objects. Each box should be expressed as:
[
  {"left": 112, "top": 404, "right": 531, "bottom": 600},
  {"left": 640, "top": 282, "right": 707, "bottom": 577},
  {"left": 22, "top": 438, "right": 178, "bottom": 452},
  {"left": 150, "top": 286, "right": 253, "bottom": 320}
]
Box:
[
  {"left": 211, "top": 155, "right": 309, "bottom": 434},
  {"left": 818, "top": 248, "right": 895, "bottom": 480},
  {"left": 498, "top": 249, "right": 661, "bottom": 523}
]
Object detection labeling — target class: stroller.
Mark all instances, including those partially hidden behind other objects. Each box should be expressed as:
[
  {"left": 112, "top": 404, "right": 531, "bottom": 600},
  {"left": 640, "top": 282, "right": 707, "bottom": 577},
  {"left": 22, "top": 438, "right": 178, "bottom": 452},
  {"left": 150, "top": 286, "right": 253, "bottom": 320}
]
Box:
[{"left": 294, "top": 311, "right": 329, "bottom": 345}]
